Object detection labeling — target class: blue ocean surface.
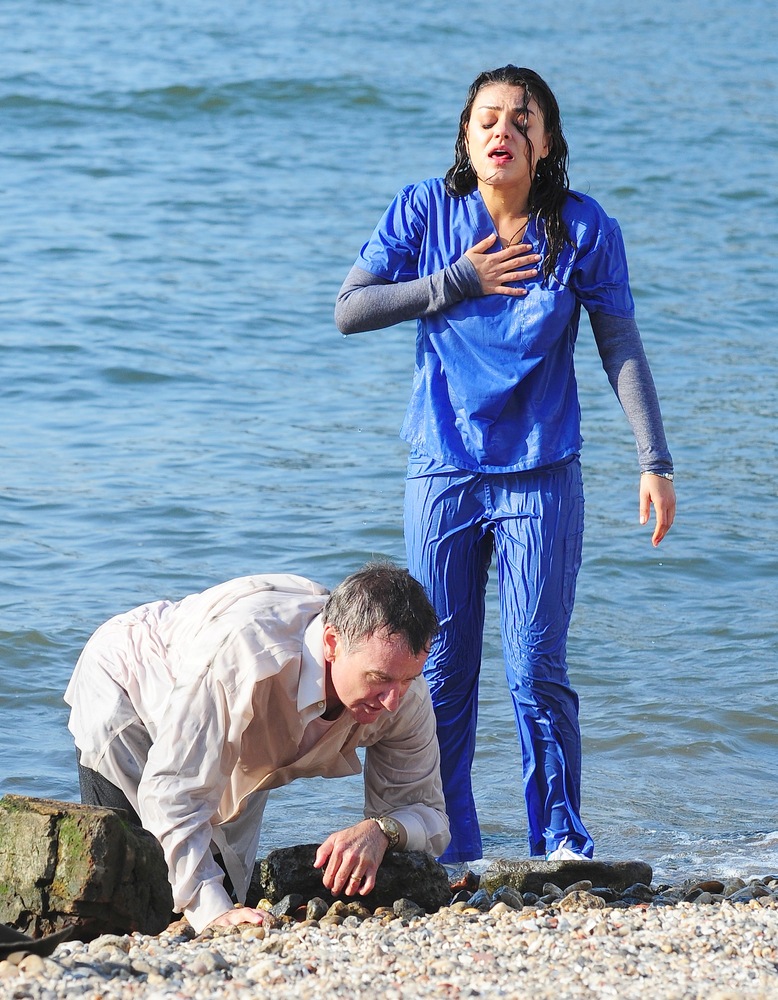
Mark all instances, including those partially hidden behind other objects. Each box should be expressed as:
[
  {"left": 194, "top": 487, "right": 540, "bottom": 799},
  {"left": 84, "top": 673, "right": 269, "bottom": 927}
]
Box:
[{"left": 1, "top": 0, "right": 776, "bottom": 881}]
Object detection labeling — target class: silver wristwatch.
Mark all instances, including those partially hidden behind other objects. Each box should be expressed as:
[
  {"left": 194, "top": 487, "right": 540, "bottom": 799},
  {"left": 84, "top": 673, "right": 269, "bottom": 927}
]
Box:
[
  {"left": 371, "top": 815, "right": 401, "bottom": 850},
  {"left": 641, "top": 470, "right": 674, "bottom": 481}
]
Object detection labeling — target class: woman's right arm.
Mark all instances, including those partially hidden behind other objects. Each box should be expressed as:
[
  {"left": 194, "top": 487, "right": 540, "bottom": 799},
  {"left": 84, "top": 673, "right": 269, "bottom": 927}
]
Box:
[
  {"left": 335, "top": 237, "right": 542, "bottom": 335},
  {"left": 334, "top": 259, "right": 480, "bottom": 334}
]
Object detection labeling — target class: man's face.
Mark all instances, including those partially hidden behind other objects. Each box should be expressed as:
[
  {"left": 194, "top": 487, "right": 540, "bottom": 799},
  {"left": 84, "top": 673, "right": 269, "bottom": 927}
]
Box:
[{"left": 323, "top": 624, "right": 428, "bottom": 725}]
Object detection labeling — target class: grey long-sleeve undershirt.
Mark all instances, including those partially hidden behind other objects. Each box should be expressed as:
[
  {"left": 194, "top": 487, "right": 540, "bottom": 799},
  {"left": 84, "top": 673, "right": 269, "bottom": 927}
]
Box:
[{"left": 335, "top": 260, "right": 673, "bottom": 473}]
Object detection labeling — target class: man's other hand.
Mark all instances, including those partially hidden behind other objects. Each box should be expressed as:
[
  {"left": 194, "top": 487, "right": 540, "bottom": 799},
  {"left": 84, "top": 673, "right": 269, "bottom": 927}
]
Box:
[{"left": 206, "top": 906, "right": 267, "bottom": 930}]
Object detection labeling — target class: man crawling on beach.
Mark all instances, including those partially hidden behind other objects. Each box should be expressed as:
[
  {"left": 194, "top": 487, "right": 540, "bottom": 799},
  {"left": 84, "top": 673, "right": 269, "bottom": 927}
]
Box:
[{"left": 64, "top": 563, "right": 450, "bottom": 934}]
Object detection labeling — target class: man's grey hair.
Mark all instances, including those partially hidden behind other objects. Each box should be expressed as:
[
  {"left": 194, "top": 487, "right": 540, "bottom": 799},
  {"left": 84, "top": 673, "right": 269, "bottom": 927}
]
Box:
[{"left": 322, "top": 562, "right": 438, "bottom": 656}]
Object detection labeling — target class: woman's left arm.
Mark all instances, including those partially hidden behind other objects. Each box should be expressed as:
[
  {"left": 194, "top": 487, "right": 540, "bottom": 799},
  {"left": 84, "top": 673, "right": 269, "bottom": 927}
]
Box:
[{"left": 590, "top": 311, "right": 676, "bottom": 546}]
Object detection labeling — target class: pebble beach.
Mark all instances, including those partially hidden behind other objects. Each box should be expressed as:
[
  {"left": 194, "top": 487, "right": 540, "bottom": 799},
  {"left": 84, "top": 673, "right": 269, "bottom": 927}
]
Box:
[{"left": 4, "top": 875, "right": 778, "bottom": 999}]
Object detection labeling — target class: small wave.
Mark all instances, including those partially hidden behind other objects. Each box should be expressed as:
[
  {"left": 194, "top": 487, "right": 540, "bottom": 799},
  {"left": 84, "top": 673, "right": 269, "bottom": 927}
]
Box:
[
  {"left": 100, "top": 366, "right": 176, "bottom": 385},
  {"left": 1, "top": 77, "right": 389, "bottom": 124}
]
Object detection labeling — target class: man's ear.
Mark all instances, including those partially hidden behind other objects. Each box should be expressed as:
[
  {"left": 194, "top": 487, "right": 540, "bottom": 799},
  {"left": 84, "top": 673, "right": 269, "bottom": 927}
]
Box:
[{"left": 322, "top": 623, "right": 339, "bottom": 661}]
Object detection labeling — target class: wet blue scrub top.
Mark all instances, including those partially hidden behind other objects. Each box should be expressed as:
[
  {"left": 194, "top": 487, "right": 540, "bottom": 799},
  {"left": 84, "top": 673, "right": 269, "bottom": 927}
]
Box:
[{"left": 356, "top": 177, "right": 635, "bottom": 473}]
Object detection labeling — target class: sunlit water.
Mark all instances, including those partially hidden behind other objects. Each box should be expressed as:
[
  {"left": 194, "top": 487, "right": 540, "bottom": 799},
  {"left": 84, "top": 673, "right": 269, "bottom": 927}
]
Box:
[{"left": 1, "top": 0, "right": 776, "bottom": 882}]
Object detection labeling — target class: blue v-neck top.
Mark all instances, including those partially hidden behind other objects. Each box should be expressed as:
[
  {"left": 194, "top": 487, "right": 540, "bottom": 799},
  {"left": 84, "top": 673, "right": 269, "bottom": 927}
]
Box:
[{"left": 356, "top": 177, "right": 635, "bottom": 473}]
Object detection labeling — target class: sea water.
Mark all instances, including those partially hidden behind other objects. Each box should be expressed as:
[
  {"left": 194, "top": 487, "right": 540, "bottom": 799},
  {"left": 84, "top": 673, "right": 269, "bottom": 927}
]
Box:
[{"left": 1, "top": 0, "right": 777, "bottom": 880}]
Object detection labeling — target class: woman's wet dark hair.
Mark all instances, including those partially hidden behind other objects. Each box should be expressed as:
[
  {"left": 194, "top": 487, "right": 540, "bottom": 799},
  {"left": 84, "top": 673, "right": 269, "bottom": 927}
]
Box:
[{"left": 445, "top": 65, "right": 574, "bottom": 280}]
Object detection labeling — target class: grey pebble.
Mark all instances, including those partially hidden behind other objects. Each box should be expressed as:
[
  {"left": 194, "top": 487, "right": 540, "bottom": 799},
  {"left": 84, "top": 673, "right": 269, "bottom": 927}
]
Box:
[
  {"left": 492, "top": 885, "right": 524, "bottom": 910},
  {"left": 306, "top": 896, "right": 330, "bottom": 921},
  {"left": 620, "top": 882, "right": 655, "bottom": 902},
  {"left": 393, "top": 897, "right": 425, "bottom": 920},
  {"left": 188, "top": 948, "right": 230, "bottom": 974},
  {"left": 466, "top": 888, "right": 493, "bottom": 911}
]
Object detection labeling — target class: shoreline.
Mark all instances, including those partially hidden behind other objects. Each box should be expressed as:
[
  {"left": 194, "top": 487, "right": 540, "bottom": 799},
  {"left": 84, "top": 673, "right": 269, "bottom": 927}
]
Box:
[{"left": 4, "top": 874, "right": 778, "bottom": 998}]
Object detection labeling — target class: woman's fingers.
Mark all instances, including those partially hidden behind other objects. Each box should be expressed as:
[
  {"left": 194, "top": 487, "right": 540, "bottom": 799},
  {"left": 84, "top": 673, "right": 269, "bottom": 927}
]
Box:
[
  {"left": 468, "top": 233, "right": 499, "bottom": 254},
  {"left": 465, "top": 239, "right": 542, "bottom": 295}
]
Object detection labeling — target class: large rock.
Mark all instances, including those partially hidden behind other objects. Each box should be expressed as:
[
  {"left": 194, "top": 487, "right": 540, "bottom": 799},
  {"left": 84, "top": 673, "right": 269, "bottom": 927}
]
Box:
[
  {"left": 480, "top": 858, "right": 653, "bottom": 896},
  {"left": 251, "top": 844, "right": 451, "bottom": 913},
  {"left": 0, "top": 795, "right": 173, "bottom": 939}
]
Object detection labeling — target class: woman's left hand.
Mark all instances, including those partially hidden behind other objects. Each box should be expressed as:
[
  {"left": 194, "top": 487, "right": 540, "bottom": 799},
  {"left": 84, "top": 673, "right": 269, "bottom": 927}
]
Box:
[{"left": 640, "top": 475, "right": 676, "bottom": 546}]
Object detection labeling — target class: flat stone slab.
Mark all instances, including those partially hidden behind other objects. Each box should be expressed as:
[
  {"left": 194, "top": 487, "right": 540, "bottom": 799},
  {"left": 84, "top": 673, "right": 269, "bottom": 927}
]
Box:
[
  {"left": 0, "top": 922, "right": 75, "bottom": 959},
  {"left": 0, "top": 795, "right": 172, "bottom": 939},
  {"left": 480, "top": 858, "right": 653, "bottom": 896},
  {"left": 251, "top": 844, "right": 451, "bottom": 913}
]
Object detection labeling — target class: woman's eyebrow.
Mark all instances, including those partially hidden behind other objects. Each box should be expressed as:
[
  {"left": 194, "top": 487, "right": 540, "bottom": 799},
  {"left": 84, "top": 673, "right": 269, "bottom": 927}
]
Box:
[{"left": 476, "top": 104, "right": 535, "bottom": 116}]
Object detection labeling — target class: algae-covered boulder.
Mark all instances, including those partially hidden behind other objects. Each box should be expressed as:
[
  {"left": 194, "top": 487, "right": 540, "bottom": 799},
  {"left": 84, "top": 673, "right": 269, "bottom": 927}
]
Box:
[
  {"left": 0, "top": 795, "right": 172, "bottom": 939},
  {"left": 251, "top": 844, "right": 451, "bottom": 913}
]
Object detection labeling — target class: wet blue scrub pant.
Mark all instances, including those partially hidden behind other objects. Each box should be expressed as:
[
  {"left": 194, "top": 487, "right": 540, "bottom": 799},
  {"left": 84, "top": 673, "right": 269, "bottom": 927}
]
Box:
[{"left": 404, "top": 456, "right": 595, "bottom": 863}]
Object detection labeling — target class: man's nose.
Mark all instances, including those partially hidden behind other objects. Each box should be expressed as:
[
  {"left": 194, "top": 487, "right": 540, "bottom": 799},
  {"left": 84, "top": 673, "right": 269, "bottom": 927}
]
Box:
[{"left": 379, "top": 687, "right": 401, "bottom": 712}]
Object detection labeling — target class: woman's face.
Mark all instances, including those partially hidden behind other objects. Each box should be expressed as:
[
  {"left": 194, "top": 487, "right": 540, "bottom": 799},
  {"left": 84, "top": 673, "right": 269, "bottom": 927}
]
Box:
[{"left": 465, "top": 83, "right": 550, "bottom": 192}]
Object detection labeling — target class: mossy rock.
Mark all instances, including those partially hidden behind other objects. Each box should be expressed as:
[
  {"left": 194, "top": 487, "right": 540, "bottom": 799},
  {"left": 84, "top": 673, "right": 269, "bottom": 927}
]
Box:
[{"left": 0, "top": 795, "right": 172, "bottom": 939}]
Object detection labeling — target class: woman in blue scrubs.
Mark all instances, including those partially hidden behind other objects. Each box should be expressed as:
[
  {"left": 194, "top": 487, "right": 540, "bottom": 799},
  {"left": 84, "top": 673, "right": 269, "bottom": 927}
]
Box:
[{"left": 335, "top": 65, "right": 675, "bottom": 867}]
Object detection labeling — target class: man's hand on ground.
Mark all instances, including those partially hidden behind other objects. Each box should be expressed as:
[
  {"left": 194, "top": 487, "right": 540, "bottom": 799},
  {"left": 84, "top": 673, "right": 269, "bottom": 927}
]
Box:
[{"left": 313, "top": 819, "right": 389, "bottom": 897}]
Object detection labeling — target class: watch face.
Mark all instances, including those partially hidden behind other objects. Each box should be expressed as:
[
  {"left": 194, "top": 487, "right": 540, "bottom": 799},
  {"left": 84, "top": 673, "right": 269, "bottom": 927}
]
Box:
[{"left": 379, "top": 816, "right": 400, "bottom": 847}]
